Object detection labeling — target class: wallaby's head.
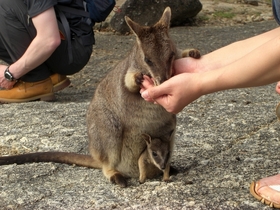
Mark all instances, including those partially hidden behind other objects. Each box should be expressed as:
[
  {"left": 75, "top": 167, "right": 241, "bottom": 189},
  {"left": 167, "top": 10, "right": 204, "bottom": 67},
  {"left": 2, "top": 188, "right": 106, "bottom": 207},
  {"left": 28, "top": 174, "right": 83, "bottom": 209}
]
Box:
[
  {"left": 142, "top": 133, "right": 173, "bottom": 171},
  {"left": 125, "top": 7, "right": 177, "bottom": 86}
]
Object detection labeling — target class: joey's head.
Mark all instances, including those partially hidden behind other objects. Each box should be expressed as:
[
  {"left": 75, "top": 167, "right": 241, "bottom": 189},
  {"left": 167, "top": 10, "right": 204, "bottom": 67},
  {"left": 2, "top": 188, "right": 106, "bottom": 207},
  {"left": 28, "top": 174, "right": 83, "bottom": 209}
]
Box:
[
  {"left": 125, "top": 7, "right": 177, "bottom": 86},
  {"left": 142, "top": 133, "right": 172, "bottom": 171}
]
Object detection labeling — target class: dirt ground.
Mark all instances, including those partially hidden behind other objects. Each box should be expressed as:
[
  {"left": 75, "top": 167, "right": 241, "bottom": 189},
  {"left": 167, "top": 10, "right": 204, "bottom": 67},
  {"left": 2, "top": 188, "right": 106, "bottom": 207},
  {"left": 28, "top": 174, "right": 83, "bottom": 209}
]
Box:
[{"left": 196, "top": 0, "right": 273, "bottom": 26}]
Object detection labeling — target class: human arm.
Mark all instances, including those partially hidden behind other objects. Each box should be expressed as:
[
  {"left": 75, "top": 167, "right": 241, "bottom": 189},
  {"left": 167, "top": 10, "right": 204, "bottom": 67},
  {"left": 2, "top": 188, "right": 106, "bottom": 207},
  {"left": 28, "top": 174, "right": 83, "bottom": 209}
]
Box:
[
  {"left": 141, "top": 34, "right": 280, "bottom": 114},
  {"left": 174, "top": 27, "right": 280, "bottom": 75},
  {"left": 0, "top": 7, "right": 61, "bottom": 89}
]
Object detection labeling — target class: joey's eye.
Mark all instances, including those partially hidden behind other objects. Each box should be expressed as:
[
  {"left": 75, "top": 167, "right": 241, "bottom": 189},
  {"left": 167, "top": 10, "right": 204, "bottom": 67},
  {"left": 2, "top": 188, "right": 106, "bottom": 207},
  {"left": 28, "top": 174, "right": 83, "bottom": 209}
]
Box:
[
  {"left": 152, "top": 151, "right": 158, "bottom": 157},
  {"left": 145, "top": 57, "right": 153, "bottom": 66}
]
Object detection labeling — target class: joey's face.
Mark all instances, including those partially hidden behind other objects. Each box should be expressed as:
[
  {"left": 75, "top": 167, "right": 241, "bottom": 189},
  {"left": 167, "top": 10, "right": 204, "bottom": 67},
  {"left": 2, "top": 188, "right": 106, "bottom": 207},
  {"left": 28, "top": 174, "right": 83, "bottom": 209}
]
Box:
[{"left": 148, "top": 138, "right": 170, "bottom": 171}]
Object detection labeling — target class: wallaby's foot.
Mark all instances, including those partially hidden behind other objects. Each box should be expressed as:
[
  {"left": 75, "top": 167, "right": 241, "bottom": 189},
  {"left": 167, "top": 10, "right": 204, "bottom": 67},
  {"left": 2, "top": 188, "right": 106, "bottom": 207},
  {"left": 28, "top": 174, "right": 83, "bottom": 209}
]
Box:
[
  {"left": 139, "top": 175, "right": 147, "bottom": 184},
  {"left": 182, "top": 49, "right": 201, "bottom": 59},
  {"left": 110, "top": 173, "right": 127, "bottom": 187},
  {"left": 163, "top": 178, "right": 171, "bottom": 182}
]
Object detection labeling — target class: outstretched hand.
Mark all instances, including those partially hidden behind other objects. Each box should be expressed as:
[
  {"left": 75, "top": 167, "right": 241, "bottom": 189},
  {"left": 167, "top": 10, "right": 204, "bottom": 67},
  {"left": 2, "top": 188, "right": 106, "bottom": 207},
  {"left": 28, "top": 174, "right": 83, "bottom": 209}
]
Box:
[{"left": 140, "top": 73, "right": 202, "bottom": 114}]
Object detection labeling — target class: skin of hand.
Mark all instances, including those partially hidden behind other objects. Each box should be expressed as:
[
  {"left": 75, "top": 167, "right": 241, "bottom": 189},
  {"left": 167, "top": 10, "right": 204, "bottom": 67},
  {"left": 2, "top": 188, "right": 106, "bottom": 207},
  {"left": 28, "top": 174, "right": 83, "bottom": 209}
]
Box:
[
  {"left": 141, "top": 27, "right": 280, "bottom": 113},
  {"left": 0, "top": 65, "right": 17, "bottom": 89},
  {"left": 141, "top": 74, "right": 202, "bottom": 114},
  {"left": 0, "top": 7, "right": 61, "bottom": 89}
]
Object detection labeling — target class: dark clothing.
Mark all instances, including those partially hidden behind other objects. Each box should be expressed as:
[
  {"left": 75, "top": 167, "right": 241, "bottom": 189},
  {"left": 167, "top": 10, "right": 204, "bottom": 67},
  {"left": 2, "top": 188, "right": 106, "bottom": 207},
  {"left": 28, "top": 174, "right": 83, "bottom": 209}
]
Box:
[
  {"left": 273, "top": 0, "right": 280, "bottom": 25},
  {"left": 0, "top": 0, "right": 94, "bottom": 82}
]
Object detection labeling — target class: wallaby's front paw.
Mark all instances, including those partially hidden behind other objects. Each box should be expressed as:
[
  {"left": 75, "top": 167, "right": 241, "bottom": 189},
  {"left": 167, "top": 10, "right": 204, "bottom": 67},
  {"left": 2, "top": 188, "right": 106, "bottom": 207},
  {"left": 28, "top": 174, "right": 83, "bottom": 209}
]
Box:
[
  {"left": 182, "top": 49, "right": 201, "bottom": 59},
  {"left": 125, "top": 71, "right": 143, "bottom": 93},
  {"left": 135, "top": 72, "right": 144, "bottom": 86}
]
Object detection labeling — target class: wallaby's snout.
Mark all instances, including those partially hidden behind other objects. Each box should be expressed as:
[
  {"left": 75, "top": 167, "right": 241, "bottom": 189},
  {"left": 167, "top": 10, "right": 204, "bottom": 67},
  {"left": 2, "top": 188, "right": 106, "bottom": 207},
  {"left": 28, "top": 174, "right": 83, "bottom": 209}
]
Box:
[{"left": 152, "top": 50, "right": 176, "bottom": 86}]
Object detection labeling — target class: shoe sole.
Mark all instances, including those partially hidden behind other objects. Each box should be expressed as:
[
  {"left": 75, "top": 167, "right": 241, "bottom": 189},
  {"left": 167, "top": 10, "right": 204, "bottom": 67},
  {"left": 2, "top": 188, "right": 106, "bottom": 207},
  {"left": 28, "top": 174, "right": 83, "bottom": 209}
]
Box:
[
  {"left": 53, "top": 78, "right": 71, "bottom": 92},
  {"left": 0, "top": 93, "right": 55, "bottom": 103},
  {"left": 250, "top": 181, "right": 280, "bottom": 208}
]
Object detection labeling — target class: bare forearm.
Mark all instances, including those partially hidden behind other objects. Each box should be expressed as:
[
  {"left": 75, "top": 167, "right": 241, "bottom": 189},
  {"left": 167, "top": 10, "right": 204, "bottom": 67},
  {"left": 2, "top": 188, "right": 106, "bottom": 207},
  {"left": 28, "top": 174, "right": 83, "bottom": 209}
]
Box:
[
  {"left": 200, "top": 36, "right": 280, "bottom": 95},
  {"left": 10, "top": 36, "right": 60, "bottom": 79},
  {"left": 200, "top": 27, "right": 280, "bottom": 71},
  {"left": 8, "top": 7, "right": 60, "bottom": 80},
  {"left": 175, "top": 27, "right": 280, "bottom": 74}
]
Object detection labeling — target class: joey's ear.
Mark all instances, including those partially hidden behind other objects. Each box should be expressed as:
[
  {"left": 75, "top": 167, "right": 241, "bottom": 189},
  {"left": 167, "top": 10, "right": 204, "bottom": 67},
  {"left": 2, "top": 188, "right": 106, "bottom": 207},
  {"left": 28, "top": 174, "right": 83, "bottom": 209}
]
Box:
[
  {"left": 156, "top": 7, "right": 171, "bottom": 28},
  {"left": 142, "top": 134, "right": 152, "bottom": 145},
  {"left": 125, "top": 16, "right": 142, "bottom": 37}
]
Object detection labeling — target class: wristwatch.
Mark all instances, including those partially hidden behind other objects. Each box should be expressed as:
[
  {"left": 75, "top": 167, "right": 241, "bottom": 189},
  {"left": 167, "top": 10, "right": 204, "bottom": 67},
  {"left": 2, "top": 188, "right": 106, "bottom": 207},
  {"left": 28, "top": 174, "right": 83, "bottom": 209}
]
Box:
[{"left": 4, "top": 66, "right": 15, "bottom": 81}]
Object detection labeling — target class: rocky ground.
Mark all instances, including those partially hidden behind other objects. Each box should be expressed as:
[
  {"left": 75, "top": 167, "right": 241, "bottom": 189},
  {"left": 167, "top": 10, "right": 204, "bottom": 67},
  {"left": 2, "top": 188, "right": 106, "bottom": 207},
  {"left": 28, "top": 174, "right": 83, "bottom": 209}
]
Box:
[
  {"left": 194, "top": 0, "right": 273, "bottom": 26},
  {"left": 1, "top": 1, "right": 280, "bottom": 210},
  {"left": 99, "top": 0, "right": 274, "bottom": 30}
]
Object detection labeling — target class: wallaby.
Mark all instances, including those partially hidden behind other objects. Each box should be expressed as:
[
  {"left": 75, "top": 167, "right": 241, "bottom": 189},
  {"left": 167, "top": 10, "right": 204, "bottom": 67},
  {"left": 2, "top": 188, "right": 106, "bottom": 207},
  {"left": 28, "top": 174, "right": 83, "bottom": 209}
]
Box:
[
  {"left": 138, "top": 133, "right": 173, "bottom": 184},
  {"left": 0, "top": 7, "right": 200, "bottom": 187}
]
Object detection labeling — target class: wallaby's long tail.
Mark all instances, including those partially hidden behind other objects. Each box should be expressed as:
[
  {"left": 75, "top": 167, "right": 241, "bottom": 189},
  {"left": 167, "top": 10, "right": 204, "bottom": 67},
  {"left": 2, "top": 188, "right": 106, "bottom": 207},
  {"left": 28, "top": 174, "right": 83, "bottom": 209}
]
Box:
[{"left": 0, "top": 152, "right": 102, "bottom": 168}]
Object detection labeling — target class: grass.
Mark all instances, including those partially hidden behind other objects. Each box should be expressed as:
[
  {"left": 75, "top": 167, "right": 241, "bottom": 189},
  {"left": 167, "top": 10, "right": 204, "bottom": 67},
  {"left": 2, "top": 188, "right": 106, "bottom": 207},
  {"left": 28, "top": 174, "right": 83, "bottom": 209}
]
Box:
[{"left": 213, "top": 11, "right": 235, "bottom": 19}]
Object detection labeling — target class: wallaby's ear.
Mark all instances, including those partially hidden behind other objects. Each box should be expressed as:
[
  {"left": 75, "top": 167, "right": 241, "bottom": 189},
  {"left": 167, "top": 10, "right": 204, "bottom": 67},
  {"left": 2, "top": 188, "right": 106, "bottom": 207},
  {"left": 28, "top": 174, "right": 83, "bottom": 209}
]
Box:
[
  {"left": 156, "top": 7, "right": 171, "bottom": 28},
  {"left": 142, "top": 134, "right": 152, "bottom": 145},
  {"left": 125, "top": 16, "right": 142, "bottom": 37}
]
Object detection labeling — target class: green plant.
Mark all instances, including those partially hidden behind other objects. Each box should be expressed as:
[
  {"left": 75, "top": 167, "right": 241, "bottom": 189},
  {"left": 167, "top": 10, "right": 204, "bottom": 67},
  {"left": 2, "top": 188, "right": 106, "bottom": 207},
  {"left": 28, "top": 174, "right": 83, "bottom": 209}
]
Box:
[{"left": 213, "top": 11, "right": 235, "bottom": 19}]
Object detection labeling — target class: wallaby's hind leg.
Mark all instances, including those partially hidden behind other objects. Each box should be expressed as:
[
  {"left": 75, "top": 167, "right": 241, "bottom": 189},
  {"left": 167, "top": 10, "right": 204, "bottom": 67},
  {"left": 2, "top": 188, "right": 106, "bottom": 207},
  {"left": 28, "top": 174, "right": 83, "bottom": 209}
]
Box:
[
  {"left": 182, "top": 49, "right": 201, "bottom": 58},
  {"left": 102, "top": 164, "right": 127, "bottom": 187}
]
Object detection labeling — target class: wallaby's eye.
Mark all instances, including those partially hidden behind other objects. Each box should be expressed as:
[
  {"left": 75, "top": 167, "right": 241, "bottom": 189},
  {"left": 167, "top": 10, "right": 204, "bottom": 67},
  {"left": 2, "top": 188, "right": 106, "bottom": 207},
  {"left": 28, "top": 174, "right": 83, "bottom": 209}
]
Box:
[
  {"left": 145, "top": 57, "right": 153, "bottom": 66},
  {"left": 169, "top": 52, "right": 175, "bottom": 61},
  {"left": 152, "top": 151, "right": 158, "bottom": 157}
]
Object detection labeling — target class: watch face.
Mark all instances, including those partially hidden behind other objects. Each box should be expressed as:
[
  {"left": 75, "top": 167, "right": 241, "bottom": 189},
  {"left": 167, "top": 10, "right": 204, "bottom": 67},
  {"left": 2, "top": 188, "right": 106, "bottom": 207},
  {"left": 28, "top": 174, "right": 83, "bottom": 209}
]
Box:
[{"left": 4, "top": 69, "right": 13, "bottom": 81}]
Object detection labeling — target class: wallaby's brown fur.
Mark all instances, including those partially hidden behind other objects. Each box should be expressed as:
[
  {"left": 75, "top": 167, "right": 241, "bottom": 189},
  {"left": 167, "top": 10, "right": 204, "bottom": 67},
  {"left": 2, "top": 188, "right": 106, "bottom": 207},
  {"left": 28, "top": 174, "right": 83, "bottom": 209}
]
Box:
[{"left": 0, "top": 7, "right": 200, "bottom": 187}]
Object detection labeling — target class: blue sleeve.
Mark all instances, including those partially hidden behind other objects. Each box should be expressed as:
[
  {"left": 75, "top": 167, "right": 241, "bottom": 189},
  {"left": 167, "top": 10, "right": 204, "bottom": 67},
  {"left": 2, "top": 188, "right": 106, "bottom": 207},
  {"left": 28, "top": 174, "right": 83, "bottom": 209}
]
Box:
[{"left": 272, "top": 0, "right": 280, "bottom": 25}]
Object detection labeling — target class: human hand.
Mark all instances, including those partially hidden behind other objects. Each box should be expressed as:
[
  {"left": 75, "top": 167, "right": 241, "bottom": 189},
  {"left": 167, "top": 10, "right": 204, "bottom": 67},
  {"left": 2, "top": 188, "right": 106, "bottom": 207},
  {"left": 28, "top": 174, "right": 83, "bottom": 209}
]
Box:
[
  {"left": 140, "top": 73, "right": 202, "bottom": 114},
  {"left": 0, "top": 65, "right": 17, "bottom": 89}
]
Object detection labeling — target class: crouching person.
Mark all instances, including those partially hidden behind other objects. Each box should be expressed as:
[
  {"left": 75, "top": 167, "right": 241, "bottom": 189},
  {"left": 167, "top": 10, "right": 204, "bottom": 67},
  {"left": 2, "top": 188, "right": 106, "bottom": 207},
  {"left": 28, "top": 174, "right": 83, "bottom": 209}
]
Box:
[{"left": 0, "top": 0, "right": 95, "bottom": 103}]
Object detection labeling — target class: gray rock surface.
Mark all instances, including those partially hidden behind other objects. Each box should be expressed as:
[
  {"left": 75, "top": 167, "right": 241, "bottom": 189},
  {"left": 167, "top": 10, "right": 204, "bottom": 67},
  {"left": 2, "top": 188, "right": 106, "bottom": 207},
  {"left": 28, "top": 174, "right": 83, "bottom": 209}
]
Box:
[
  {"left": 110, "top": 0, "right": 202, "bottom": 34},
  {"left": 1, "top": 20, "right": 280, "bottom": 209}
]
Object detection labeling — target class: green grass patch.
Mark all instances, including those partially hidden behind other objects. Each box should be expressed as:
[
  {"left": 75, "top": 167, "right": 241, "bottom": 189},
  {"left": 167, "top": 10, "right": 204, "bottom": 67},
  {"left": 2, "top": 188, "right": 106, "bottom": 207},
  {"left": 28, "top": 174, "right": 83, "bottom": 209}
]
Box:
[{"left": 213, "top": 11, "right": 235, "bottom": 19}]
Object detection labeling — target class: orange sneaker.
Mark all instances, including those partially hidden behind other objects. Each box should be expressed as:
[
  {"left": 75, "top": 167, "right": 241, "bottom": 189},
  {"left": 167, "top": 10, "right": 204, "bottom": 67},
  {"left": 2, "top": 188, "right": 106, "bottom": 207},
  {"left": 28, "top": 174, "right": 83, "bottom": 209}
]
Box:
[
  {"left": 250, "top": 174, "right": 280, "bottom": 208},
  {"left": 50, "top": 74, "right": 71, "bottom": 92},
  {"left": 0, "top": 78, "right": 55, "bottom": 103}
]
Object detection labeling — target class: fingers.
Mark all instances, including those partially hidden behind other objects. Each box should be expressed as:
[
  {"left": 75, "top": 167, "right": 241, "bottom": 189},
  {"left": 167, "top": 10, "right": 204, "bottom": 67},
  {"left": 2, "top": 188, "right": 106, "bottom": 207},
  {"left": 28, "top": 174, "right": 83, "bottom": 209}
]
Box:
[
  {"left": 141, "top": 75, "right": 154, "bottom": 89},
  {"left": 0, "top": 80, "right": 16, "bottom": 90},
  {"left": 276, "top": 81, "right": 280, "bottom": 94},
  {"left": 140, "top": 75, "right": 154, "bottom": 102},
  {"left": 141, "top": 84, "right": 166, "bottom": 102}
]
